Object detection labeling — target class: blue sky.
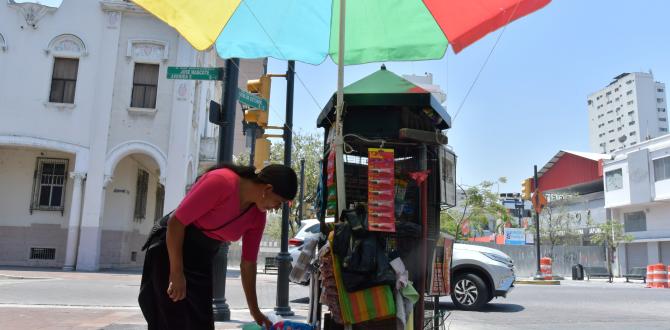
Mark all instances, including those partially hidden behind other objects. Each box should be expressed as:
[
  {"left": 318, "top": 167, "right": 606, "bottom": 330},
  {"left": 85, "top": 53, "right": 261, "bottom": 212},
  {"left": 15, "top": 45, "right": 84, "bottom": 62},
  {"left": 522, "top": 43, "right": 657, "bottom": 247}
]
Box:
[{"left": 258, "top": 1, "right": 670, "bottom": 193}]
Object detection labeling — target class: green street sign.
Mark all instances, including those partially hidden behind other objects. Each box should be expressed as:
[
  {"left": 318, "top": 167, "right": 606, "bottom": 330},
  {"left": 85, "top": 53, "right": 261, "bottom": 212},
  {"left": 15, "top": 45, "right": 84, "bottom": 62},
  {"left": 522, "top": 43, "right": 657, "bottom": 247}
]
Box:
[
  {"left": 167, "top": 67, "right": 223, "bottom": 80},
  {"left": 238, "top": 88, "right": 268, "bottom": 111}
]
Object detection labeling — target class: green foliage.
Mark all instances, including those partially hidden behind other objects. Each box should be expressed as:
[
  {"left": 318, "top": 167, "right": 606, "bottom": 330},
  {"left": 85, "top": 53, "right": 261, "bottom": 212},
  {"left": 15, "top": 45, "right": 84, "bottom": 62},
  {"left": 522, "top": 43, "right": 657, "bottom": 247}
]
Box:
[
  {"left": 540, "top": 204, "right": 581, "bottom": 258},
  {"left": 590, "top": 219, "right": 634, "bottom": 276},
  {"left": 440, "top": 178, "right": 511, "bottom": 241},
  {"left": 590, "top": 219, "right": 634, "bottom": 248},
  {"left": 263, "top": 211, "right": 283, "bottom": 241},
  {"left": 236, "top": 130, "right": 323, "bottom": 233}
]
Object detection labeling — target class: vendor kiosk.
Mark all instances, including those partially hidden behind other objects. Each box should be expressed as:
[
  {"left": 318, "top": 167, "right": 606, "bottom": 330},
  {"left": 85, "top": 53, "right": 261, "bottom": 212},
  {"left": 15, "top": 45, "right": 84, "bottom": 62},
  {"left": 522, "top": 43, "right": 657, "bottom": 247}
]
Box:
[{"left": 303, "top": 66, "right": 457, "bottom": 330}]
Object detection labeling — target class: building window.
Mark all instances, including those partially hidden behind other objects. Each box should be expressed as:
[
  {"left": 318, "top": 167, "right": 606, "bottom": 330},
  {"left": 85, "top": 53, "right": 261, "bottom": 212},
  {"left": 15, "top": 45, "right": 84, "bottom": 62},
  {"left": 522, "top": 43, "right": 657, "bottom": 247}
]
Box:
[
  {"left": 615, "top": 87, "right": 620, "bottom": 92},
  {"left": 588, "top": 99, "right": 593, "bottom": 105},
  {"left": 628, "top": 101, "right": 634, "bottom": 105},
  {"left": 49, "top": 58, "right": 79, "bottom": 104},
  {"left": 660, "top": 118, "right": 667, "bottom": 122},
  {"left": 659, "top": 108, "right": 666, "bottom": 113},
  {"left": 605, "top": 168, "right": 623, "bottom": 191},
  {"left": 629, "top": 121, "right": 636, "bottom": 126},
  {"left": 630, "top": 142, "right": 637, "bottom": 145},
  {"left": 154, "top": 183, "right": 165, "bottom": 222},
  {"left": 624, "top": 211, "right": 646, "bottom": 232},
  {"left": 654, "top": 156, "right": 670, "bottom": 182},
  {"left": 661, "top": 127, "right": 668, "bottom": 132},
  {"left": 609, "top": 139, "right": 615, "bottom": 143},
  {"left": 134, "top": 169, "right": 149, "bottom": 221},
  {"left": 131, "top": 63, "right": 159, "bottom": 108},
  {"left": 626, "top": 90, "right": 633, "bottom": 95},
  {"left": 630, "top": 131, "right": 636, "bottom": 136},
  {"left": 626, "top": 80, "right": 633, "bottom": 85},
  {"left": 658, "top": 88, "right": 665, "bottom": 93},
  {"left": 658, "top": 98, "right": 665, "bottom": 103},
  {"left": 30, "top": 158, "right": 69, "bottom": 214}
]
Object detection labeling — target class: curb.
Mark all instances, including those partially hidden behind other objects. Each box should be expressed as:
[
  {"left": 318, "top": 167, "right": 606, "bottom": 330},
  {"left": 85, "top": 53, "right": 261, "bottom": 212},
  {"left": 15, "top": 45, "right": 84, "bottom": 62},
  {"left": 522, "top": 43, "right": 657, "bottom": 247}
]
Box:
[{"left": 515, "top": 279, "right": 561, "bottom": 285}]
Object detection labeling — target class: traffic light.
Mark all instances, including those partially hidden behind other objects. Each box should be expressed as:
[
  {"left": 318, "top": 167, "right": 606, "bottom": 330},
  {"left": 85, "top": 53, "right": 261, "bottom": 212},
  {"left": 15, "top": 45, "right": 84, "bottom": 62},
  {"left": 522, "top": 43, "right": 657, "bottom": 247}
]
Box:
[
  {"left": 521, "top": 178, "right": 532, "bottom": 200},
  {"left": 253, "top": 138, "right": 271, "bottom": 169},
  {"left": 244, "top": 75, "right": 271, "bottom": 127}
]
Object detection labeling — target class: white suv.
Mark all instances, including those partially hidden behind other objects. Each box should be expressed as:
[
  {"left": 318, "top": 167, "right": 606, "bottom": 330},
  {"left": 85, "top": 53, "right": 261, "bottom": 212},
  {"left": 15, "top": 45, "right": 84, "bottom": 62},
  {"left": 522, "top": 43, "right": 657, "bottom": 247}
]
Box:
[{"left": 450, "top": 243, "right": 515, "bottom": 310}]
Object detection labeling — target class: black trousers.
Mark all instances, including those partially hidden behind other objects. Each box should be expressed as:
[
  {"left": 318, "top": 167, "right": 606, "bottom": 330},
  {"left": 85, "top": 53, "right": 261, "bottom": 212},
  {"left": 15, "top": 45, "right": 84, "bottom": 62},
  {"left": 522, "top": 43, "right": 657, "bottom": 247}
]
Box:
[{"left": 138, "top": 224, "right": 221, "bottom": 330}]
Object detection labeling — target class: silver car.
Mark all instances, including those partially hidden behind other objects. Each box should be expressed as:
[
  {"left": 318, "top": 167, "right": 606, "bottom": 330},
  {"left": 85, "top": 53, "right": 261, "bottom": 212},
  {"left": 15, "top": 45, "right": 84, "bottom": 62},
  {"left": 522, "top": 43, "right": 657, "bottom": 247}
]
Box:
[{"left": 450, "top": 243, "right": 515, "bottom": 310}]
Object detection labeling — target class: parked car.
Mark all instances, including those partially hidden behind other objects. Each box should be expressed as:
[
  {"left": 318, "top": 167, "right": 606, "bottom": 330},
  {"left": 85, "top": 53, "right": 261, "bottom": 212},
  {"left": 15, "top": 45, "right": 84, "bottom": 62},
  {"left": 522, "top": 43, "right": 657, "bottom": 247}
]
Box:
[
  {"left": 450, "top": 243, "right": 515, "bottom": 310},
  {"left": 290, "top": 224, "right": 515, "bottom": 311},
  {"left": 289, "top": 218, "right": 334, "bottom": 283}
]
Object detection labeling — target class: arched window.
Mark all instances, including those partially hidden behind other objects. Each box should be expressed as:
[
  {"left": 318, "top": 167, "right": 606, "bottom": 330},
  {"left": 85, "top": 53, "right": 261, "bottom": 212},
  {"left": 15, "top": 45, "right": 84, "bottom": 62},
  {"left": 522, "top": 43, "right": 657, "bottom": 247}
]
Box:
[{"left": 46, "top": 34, "right": 86, "bottom": 104}]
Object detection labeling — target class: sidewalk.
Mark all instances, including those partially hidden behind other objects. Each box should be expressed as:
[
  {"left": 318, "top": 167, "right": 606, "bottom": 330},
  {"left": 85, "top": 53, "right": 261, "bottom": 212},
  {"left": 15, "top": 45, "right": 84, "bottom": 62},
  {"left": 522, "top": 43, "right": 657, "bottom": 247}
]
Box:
[{"left": 0, "top": 267, "right": 310, "bottom": 329}]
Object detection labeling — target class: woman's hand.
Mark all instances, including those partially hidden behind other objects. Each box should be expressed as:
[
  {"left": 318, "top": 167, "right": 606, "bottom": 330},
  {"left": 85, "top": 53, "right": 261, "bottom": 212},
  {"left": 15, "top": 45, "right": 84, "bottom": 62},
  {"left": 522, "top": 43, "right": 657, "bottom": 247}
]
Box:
[
  {"left": 167, "top": 271, "right": 187, "bottom": 302},
  {"left": 251, "top": 309, "right": 272, "bottom": 329}
]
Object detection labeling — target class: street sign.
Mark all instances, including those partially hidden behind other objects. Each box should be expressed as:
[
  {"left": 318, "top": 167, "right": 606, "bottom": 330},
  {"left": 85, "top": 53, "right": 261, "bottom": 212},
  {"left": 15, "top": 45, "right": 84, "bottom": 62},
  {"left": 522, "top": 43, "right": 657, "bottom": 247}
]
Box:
[
  {"left": 238, "top": 88, "right": 268, "bottom": 111},
  {"left": 532, "top": 191, "right": 547, "bottom": 213},
  {"left": 167, "top": 67, "right": 223, "bottom": 80}
]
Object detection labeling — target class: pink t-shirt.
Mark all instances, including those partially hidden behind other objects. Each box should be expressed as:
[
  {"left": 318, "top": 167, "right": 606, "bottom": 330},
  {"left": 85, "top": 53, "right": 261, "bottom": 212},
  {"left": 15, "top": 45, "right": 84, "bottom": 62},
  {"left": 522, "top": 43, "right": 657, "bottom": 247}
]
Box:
[{"left": 174, "top": 168, "right": 266, "bottom": 262}]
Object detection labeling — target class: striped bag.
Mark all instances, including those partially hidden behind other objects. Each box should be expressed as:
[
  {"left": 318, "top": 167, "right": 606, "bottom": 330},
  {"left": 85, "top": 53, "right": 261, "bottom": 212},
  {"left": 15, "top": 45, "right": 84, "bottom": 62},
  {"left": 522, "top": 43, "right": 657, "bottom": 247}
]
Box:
[{"left": 329, "top": 233, "right": 396, "bottom": 324}]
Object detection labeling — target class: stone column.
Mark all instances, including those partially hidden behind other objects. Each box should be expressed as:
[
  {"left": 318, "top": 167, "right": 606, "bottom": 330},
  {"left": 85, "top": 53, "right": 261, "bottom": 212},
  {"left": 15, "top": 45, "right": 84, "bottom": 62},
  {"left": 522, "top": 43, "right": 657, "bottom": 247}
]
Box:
[
  {"left": 63, "top": 172, "right": 86, "bottom": 271},
  {"left": 75, "top": 8, "right": 122, "bottom": 271}
]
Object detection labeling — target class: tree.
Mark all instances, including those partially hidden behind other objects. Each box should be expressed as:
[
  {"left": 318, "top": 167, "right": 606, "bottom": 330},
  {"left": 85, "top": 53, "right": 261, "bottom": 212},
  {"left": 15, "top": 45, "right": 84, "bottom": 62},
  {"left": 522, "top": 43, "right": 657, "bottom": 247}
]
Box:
[
  {"left": 235, "top": 130, "right": 324, "bottom": 235},
  {"left": 441, "top": 178, "right": 511, "bottom": 241},
  {"left": 540, "top": 204, "right": 580, "bottom": 259},
  {"left": 590, "top": 219, "right": 634, "bottom": 281}
]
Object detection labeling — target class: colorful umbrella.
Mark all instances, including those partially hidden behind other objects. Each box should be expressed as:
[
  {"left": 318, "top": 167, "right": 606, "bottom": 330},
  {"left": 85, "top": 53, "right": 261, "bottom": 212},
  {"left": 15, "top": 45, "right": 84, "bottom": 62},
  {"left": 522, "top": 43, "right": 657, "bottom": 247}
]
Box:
[
  {"left": 131, "top": 0, "right": 551, "bottom": 65},
  {"left": 131, "top": 0, "right": 550, "bottom": 223}
]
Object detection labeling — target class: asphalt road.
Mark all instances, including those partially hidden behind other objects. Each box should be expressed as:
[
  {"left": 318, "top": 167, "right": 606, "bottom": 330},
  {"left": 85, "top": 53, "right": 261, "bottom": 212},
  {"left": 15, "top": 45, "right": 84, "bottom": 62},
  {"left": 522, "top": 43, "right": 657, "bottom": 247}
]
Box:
[
  {"left": 442, "top": 280, "right": 670, "bottom": 330},
  {"left": 1, "top": 268, "right": 669, "bottom": 329}
]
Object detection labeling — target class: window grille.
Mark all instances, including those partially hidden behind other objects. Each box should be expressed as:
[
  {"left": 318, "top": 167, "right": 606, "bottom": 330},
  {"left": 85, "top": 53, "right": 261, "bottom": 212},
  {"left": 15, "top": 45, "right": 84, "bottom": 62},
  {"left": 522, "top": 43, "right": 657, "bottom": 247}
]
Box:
[{"left": 30, "top": 158, "right": 68, "bottom": 215}]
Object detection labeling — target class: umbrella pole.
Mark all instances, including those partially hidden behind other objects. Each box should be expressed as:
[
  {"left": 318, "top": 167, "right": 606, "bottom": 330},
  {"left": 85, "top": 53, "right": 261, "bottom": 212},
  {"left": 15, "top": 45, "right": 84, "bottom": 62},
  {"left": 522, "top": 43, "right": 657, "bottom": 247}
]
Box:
[{"left": 334, "top": 0, "right": 347, "bottom": 217}]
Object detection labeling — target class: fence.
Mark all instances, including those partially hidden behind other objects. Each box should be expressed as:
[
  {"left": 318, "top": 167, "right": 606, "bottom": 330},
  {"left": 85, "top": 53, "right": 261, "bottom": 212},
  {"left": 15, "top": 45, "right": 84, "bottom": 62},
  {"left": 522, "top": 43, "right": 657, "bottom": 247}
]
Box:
[{"left": 467, "top": 242, "right": 607, "bottom": 277}]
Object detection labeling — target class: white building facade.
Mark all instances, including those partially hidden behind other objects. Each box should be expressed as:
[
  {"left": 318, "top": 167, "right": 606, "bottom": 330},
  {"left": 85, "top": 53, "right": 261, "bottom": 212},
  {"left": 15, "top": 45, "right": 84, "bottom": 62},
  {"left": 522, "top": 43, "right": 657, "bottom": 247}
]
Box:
[
  {"left": 603, "top": 134, "right": 670, "bottom": 274},
  {"left": 588, "top": 72, "right": 668, "bottom": 154},
  {"left": 0, "top": 0, "right": 261, "bottom": 271}
]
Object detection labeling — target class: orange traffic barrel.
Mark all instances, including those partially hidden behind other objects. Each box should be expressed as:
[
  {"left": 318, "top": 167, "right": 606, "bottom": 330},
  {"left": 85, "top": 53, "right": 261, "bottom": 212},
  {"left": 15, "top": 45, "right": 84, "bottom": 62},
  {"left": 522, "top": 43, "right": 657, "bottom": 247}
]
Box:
[
  {"left": 649, "top": 264, "right": 668, "bottom": 288},
  {"left": 540, "top": 257, "right": 552, "bottom": 280},
  {"left": 658, "top": 264, "right": 669, "bottom": 289},
  {"left": 646, "top": 265, "right": 654, "bottom": 288}
]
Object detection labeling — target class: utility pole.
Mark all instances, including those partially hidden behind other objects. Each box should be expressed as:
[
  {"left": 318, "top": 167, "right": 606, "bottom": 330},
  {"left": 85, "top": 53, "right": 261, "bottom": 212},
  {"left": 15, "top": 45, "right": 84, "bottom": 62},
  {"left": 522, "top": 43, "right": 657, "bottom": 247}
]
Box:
[
  {"left": 275, "top": 60, "right": 295, "bottom": 316},
  {"left": 212, "top": 58, "right": 240, "bottom": 321}
]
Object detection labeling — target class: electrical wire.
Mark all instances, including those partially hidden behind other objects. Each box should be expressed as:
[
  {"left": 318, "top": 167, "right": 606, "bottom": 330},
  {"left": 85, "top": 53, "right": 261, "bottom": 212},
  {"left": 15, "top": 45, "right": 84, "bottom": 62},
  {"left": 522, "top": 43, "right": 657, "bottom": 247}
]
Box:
[{"left": 451, "top": 1, "right": 523, "bottom": 123}]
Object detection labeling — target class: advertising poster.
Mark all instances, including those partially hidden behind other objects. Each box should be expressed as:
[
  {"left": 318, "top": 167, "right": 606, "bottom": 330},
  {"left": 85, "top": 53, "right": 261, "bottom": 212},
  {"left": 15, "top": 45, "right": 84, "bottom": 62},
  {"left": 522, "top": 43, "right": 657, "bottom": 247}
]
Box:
[
  {"left": 367, "top": 148, "right": 395, "bottom": 232},
  {"left": 504, "top": 228, "right": 526, "bottom": 245},
  {"left": 429, "top": 234, "right": 454, "bottom": 296}
]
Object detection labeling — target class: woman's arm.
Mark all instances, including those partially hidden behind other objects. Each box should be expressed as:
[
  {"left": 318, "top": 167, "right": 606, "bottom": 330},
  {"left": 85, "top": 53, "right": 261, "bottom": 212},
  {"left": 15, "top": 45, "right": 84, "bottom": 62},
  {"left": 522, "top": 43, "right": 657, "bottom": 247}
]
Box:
[
  {"left": 240, "top": 260, "right": 272, "bottom": 328},
  {"left": 166, "top": 214, "right": 187, "bottom": 302}
]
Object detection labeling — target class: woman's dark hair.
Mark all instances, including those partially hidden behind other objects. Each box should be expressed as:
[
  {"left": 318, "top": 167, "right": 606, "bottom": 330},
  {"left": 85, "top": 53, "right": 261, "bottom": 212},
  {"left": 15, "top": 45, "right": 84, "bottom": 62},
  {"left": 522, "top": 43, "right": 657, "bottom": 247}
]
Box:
[{"left": 200, "top": 163, "right": 298, "bottom": 200}]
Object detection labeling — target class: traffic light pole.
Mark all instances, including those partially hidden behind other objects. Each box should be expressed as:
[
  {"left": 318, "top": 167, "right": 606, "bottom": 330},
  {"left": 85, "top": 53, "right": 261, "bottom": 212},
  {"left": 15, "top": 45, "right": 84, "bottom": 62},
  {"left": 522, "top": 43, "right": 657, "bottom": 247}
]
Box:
[
  {"left": 212, "top": 58, "right": 240, "bottom": 322},
  {"left": 248, "top": 124, "right": 256, "bottom": 167},
  {"left": 298, "top": 159, "right": 305, "bottom": 221},
  {"left": 533, "top": 165, "right": 542, "bottom": 279},
  {"left": 275, "top": 60, "right": 295, "bottom": 316}
]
